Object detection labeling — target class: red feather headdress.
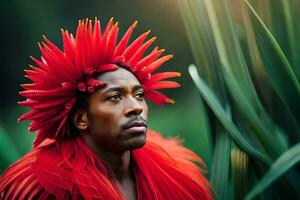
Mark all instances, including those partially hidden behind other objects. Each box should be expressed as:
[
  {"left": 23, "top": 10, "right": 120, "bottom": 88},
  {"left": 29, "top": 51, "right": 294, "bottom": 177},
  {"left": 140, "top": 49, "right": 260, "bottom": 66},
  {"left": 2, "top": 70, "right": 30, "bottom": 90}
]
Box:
[{"left": 18, "top": 18, "right": 181, "bottom": 147}]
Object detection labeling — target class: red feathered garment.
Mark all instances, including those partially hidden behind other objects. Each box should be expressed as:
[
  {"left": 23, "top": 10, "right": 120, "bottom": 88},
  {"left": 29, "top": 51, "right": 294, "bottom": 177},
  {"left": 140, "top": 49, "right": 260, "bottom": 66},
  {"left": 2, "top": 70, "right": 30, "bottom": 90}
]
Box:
[{"left": 0, "top": 130, "right": 212, "bottom": 200}]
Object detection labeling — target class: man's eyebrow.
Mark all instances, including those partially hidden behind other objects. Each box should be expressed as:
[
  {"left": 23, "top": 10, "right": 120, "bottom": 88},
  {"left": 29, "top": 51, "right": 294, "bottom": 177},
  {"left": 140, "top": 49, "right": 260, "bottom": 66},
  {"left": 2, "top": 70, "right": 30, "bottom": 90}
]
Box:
[
  {"left": 132, "top": 85, "right": 144, "bottom": 91},
  {"left": 101, "top": 85, "right": 143, "bottom": 93}
]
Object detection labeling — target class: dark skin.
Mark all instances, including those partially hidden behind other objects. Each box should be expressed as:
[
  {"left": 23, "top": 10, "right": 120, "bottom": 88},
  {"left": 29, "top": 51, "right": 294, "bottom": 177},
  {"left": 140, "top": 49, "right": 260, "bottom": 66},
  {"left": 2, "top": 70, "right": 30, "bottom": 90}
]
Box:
[{"left": 73, "top": 67, "right": 148, "bottom": 200}]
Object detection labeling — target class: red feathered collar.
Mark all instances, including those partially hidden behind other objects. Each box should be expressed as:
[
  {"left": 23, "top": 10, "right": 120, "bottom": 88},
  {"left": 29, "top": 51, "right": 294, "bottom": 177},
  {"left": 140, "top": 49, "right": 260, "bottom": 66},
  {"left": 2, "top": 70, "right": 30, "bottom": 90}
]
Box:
[{"left": 0, "top": 130, "right": 212, "bottom": 200}]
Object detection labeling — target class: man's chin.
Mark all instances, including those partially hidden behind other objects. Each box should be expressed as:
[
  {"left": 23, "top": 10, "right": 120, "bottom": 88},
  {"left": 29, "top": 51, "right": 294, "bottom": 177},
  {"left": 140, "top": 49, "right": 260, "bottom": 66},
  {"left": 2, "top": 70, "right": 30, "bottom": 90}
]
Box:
[{"left": 121, "top": 134, "right": 147, "bottom": 150}]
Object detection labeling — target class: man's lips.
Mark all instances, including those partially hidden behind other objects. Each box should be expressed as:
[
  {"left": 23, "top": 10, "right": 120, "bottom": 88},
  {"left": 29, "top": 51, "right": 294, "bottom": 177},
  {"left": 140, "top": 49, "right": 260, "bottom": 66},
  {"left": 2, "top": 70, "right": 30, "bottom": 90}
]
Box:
[
  {"left": 125, "top": 126, "right": 147, "bottom": 133},
  {"left": 123, "top": 121, "right": 147, "bottom": 133}
]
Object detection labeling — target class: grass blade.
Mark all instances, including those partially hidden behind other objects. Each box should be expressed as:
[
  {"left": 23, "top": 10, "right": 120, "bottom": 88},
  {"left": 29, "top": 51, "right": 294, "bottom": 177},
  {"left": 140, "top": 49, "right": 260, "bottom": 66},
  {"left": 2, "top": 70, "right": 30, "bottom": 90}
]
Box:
[
  {"left": 210, "top": 128, "right": 231, "bottom": 200},
  {"left": 189, "top": 64, "right": 271, "bottom": 164},
  {"left": 244, "top": 0, "right": 300, "bottom": 93},
  {"left": 245, "top": 143, "right": 300, "bottom": 200}
]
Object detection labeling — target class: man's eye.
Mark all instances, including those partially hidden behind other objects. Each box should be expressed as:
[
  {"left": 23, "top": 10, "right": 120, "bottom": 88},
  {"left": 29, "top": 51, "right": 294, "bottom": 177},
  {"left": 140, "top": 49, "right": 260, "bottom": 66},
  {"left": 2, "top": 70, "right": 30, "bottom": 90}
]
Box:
[
  {"left": 135, "top": 92, "right": 144, "bottom": 100},
  {"left": 108, "top": 95, "right": 122, "bottom": 102}
]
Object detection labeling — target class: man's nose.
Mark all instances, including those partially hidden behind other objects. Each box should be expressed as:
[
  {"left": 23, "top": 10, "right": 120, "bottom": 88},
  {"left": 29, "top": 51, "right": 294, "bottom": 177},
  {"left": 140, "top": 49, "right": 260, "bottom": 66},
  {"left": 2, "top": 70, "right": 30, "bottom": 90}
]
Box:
[{"left": 124, "top": 97, "right": 143, "bottom": 117}]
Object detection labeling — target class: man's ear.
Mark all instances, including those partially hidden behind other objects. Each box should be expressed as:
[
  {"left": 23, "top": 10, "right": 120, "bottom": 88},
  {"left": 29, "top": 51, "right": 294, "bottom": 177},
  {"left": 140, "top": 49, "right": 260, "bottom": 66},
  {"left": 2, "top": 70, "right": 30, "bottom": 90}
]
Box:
[{"left": 73, "top": 108, "right": 89, "bottom": 131}]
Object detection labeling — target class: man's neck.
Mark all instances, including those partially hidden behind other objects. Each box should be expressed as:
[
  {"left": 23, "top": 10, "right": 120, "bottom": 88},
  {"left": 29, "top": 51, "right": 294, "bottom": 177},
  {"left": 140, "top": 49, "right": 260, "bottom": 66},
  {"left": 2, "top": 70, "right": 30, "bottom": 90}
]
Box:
[
  {"left": 80, "top": 134, "right": 131, "bottom": 180},
  {"left": 99, "top": 150, "right": 132, "bottom": 181},
  {"left": 81, "top": 135, "right": 137, "bottom": 199},
  {"left": 90, "top": 145, "right": 137, "bottom": 200}
]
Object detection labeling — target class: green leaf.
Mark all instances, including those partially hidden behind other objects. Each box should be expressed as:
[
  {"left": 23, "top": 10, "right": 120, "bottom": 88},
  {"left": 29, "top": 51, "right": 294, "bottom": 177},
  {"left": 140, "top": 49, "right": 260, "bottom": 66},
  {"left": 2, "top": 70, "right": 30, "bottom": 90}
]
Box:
[
  {"left": 202, "top": 0, "right": 285, "bottom": 156},
  {"left": 244, "top": 0, "right": 300, "bottom": 93},
  {"left": 203, "top": 0, "right": 264, "bottom": 112},
  {"left": 210, "top": 128, "right": 231, "bottom": 200},
  {"left": 282, "top": 0, "right": 297, "bottom": 67},
  {"left": 221, "top": 64, "right": 283, "bottom": 157},
  {"left": 188, "top": 64, "right": 271, "bottom": 165},
  {"left": 177, "top": 0, "right": 222, "bottom": 89},
  {"left": 192, "top": 95, "right": 213, "bottom": 168},
  {"left": 245, "top": 143, "right": 300, "bottom": 200},
  {"left": 245, "top": 0, "right": 300, "bottom": 128}
]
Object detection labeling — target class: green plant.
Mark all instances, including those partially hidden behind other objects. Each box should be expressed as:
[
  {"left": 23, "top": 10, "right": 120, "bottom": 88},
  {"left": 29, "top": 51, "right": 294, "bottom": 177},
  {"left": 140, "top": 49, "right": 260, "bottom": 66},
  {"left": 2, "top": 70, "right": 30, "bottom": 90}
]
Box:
[{"left": 178, "top": 0, "right": 300, "bottom": 199}]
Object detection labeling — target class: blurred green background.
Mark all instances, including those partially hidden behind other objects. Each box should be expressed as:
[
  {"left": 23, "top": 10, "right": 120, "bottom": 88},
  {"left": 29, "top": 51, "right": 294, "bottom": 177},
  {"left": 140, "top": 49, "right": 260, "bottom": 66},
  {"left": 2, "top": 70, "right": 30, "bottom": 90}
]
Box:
[
  {"left": 0, "top": 0, "right": 209, "bottom": 174},
  {"left": 2, "top": 0, "right": 300, "bottom": 199}
]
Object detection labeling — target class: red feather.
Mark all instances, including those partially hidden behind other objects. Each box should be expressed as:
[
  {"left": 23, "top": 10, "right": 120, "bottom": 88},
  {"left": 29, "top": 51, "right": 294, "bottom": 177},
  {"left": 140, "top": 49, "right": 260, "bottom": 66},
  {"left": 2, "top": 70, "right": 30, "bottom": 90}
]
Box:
[
  {"left": 129, "top": 37, "right": 156, "bottom": 68},
  {"left": 135, "top": 48, "right": 165, "bottom": 68},
  {"left": 145, "top": 72, "right": 181, "bottom": 84},
  {"left": 122, "top": 31, "right": 150, "bottom": 61},
  {"left": 106, "top": 23, "right": 119, "bottom": 60},
  {"left": 114, "top": 20, "right": 137, "bottom": 57},
  {"left": 144, "top": 81, "right": 180, "bottom": 91},
  {"left": 145, "top": 55, "right": 173, "bottom": 74},
  {"left": 144, "top": 90, "right": 175, "bottom": 106}
]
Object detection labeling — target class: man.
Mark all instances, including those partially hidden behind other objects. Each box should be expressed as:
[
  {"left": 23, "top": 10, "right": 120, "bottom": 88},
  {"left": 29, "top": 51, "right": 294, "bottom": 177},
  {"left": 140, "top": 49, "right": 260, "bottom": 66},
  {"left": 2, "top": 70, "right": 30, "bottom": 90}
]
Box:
[{"left": 0, "top": 18, "right": 212, "bottom": 199}]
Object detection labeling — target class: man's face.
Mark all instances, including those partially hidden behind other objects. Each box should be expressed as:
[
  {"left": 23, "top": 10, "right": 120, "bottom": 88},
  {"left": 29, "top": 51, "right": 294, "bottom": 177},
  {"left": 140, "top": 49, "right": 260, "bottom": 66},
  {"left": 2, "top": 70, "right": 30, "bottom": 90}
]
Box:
[{"left": 84, "top": 67, "right": 148, "bottom": 152}]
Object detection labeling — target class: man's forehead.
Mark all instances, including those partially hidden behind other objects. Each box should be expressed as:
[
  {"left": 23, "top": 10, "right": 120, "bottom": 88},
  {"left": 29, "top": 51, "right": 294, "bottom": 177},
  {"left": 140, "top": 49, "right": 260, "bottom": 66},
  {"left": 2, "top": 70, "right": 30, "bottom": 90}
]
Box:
[{"left": 96, "top": 67, "right": 142, "bottom": 90}]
